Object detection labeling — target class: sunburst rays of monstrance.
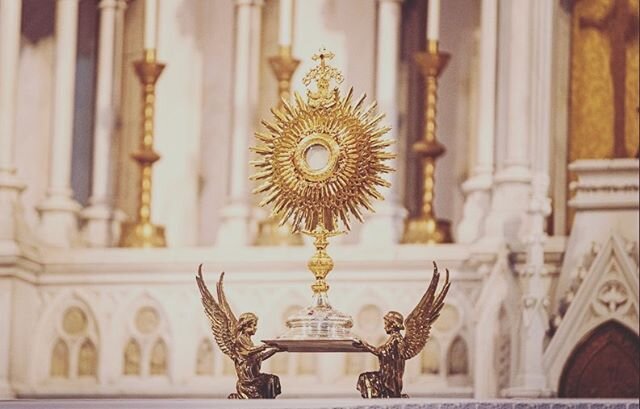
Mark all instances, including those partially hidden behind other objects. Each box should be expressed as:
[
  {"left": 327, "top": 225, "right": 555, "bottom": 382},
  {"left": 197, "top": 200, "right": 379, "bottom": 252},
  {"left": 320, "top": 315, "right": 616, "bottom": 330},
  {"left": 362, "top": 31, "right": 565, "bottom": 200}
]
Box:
[{"left": 251, "top": 48, "right": 395, "bottom": 350}]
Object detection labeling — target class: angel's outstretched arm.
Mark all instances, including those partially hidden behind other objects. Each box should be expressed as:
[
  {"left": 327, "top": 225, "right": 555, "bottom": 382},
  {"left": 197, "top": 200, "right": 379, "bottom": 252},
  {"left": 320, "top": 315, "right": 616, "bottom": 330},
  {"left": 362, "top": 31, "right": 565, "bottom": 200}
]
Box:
[
  {"left": 353, "top": 339, "right": 380, "bottom": 356},
  {"left": 251, "top": 344, "right": 269, "bottom": 355},
  {"left": 258, "top": 346, "right": 280, "bottom": 361}
]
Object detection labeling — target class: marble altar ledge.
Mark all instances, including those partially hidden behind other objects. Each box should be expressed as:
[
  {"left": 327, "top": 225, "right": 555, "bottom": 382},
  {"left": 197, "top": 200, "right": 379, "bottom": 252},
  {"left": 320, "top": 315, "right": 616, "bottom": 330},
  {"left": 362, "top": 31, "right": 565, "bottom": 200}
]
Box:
[{"left": 0, "top": 399, "right": 637, "bottom": 409}]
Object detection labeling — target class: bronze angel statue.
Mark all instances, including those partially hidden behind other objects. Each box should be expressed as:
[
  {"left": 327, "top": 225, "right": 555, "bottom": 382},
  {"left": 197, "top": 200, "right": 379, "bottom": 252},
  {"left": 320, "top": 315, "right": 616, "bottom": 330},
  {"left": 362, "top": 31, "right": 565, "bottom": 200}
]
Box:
[
  {"left": 196, "top": 265, "right": 281, "bottom": 399},
  {"left": 353, "top": 262, "right": 451, "bottom": 398}
]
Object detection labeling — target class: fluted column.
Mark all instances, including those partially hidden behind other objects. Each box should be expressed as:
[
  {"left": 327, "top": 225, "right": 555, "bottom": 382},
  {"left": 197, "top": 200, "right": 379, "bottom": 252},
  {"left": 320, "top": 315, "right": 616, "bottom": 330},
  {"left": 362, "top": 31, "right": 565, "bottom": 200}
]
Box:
[
  {"left": 217, "top": 0, "right": 263, "bottom": 246},
  {"left": 360, "top": 0, "right": 407, "bottom": 246},
  {"left": 483, "top": 0, "right": 532, "bottom": 244},
  {"left": 37, "top": 0, "right": 81, "bottom": 248},
  {"left": 504, "top": 0, "right": 554, "bottom": 398},
  {"left": 456, "top": 0, "right": 498, "bottom": 243},
  {"left": 81, "top": 0, "right": 121, "bottom": 247},
  {"left": 0, "top": 0, "right": 25, "bottom": 251}
]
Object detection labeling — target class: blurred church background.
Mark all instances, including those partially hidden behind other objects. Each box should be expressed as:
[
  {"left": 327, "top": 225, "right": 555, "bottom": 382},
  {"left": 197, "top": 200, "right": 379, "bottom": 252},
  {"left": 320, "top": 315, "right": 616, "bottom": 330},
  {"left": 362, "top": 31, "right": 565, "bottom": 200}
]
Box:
[{"left": 0, "top": 0, "right": 638, "bottom": 400}]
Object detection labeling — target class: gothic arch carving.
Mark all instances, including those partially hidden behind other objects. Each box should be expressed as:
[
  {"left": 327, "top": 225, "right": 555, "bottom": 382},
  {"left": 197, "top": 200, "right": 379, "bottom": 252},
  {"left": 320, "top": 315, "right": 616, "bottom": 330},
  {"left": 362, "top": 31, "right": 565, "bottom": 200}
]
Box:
[
  {"left": 118, "top": 294, "right": 172, "bottom": 378},
  {"left": 35, "top": 292, "right": 100, "bottom": 383},
  {"left": 545, "top": 234, "right": 639, "bottom": 391}
]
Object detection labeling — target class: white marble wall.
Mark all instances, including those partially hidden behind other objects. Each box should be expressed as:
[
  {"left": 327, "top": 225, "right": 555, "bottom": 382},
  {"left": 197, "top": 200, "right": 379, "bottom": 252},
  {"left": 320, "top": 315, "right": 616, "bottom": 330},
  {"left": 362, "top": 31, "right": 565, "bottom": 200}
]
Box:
[{"left": 3, "top": 244, "right": 499, "bottom": 398}]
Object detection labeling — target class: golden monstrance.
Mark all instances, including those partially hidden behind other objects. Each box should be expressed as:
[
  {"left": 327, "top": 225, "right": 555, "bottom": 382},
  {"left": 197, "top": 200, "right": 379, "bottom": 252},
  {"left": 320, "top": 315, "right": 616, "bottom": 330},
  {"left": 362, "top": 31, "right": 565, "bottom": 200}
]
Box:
[
  {"left": 196, "top": 49, "right": 450, "bottom": 399},
  {"left": 250, "top": 48, "right": 395, "bottom": 352}
]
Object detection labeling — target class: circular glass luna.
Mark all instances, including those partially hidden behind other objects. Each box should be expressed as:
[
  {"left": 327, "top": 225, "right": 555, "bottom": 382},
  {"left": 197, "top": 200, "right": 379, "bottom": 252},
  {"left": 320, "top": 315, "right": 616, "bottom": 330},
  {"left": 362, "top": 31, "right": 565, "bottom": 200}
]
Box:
[
  {"left": 305, "top": 144, "right": 330, "bottom": 171},
  {"left": 294, "top": 133, "right": 340, "bottom": 182}
]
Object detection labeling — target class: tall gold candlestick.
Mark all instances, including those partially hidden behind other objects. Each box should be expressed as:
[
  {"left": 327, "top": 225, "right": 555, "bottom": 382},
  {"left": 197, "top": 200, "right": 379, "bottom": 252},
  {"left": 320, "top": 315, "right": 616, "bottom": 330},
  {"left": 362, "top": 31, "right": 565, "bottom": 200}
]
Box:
[
  {"left": 401, "top": 40, "right": 452, "bottom": 244},
  {"left": 254, "top": 45, "right": 303, "bottom": 246},
  {"left": 119, "top": 49, "right": 166, "bottom": 248}
]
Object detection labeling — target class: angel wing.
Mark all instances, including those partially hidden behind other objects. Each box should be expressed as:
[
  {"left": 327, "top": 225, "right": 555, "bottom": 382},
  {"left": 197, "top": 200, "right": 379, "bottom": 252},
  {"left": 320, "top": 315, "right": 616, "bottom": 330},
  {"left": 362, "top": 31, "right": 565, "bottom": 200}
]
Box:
[
  {"left": 196, "top": 265, "right": 238, "bottom": 360},
  {"left": 400, "top": 261, "right": 451, "bottom": 360}
]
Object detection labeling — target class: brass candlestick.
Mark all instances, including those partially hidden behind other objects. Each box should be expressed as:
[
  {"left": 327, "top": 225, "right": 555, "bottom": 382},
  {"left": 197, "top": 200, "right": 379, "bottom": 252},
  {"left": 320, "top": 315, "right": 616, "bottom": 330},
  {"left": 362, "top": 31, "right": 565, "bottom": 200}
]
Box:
[
  {"left": 254, "top": 45, "right": 303, "bottom": 246},
  {"left": 119, "top": 49, "right": 166, "bottom": 248},
  {"left": 401, "top": 40, "right": 452, "bottom": 244}
]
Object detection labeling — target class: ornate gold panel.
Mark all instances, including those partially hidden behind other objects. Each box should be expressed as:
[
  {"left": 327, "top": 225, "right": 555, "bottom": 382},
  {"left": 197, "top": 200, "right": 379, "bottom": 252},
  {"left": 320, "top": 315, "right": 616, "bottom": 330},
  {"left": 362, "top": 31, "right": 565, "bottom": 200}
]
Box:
[
  {"left": 570, "top": 0, "right": 639, "bottom": 160},
  {"left": 567, "top": 0, "right": 639, "bottom": 232}
]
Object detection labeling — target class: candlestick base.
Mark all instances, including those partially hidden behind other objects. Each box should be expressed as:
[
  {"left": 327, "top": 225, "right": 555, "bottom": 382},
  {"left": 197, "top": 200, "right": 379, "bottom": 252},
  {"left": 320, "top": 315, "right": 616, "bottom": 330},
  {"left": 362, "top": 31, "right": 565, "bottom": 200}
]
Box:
[
  {"left": 119, "top": 220, "right": 166, "bottom": 248},
  {"left": 401, "top": 216, "right": 452, "bottom": 244}
]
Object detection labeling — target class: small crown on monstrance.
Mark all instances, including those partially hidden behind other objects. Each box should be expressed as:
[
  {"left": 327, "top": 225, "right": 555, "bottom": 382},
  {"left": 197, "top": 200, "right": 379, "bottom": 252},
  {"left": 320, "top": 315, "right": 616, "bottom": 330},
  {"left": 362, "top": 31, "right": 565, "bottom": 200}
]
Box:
[{"left": 302, "top": 47, "right": 344, "bottom": 106}]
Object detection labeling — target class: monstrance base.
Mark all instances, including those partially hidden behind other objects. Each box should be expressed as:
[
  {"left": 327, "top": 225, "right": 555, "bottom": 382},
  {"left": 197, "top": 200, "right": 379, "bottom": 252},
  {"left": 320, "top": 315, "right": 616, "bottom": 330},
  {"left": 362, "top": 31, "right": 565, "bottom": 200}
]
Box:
[{"left": 262, "top": 292, "right": 363, "bottom": 353}]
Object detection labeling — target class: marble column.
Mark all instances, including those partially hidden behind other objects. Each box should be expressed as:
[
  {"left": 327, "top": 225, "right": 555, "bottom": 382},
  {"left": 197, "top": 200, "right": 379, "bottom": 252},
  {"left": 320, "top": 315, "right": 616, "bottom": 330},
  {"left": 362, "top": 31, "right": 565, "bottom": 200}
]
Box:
[
  {"left": 483, "top": 0, "right": 532, "bottom": 244},
  {"left": 216, "top": 0, "right": 263, "bottom": 246},
  {"left": 81, "top": 0, "right": 121, "bottom": 247},
  {"left": 504, "top": 0, "right": 553, "bottom": 398},
  {"left": 37, "top": 0, "right": 81, "bottom": 248},
  {"left": 0, "top": 0, "right": 25, "bottom": 252},
  {"left": 456, "top": 0, "right": 498, "bottom": 244},
  {"left": 360, "top": 0, "right": 407, "bottom": 246}
]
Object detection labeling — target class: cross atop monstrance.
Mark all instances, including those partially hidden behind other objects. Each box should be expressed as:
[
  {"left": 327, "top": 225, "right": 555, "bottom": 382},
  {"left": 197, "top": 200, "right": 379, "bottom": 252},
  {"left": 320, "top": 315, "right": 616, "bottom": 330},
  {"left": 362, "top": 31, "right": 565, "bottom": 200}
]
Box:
[{"left": 303, "top": 48, "right": 344, "bottom": 106}]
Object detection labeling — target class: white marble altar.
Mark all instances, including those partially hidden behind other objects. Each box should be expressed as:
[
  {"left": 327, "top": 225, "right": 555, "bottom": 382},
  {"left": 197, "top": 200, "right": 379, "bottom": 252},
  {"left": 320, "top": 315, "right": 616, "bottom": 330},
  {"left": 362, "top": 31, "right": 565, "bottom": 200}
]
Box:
[{"left": 0, "top": 0, "right": 638, "bottom": 402}]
